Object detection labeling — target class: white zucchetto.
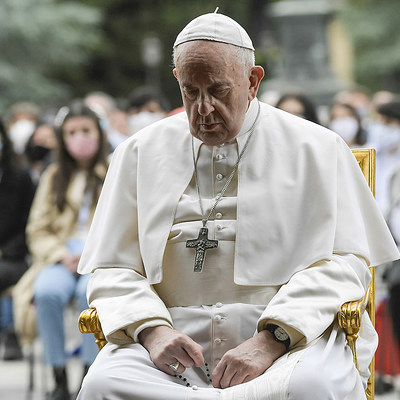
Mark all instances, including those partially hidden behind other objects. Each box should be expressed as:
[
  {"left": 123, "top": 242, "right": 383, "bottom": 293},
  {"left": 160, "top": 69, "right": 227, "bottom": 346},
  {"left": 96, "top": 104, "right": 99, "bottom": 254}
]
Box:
[{"left": 173, "top": 12, "right": 255, "bottom": 51}]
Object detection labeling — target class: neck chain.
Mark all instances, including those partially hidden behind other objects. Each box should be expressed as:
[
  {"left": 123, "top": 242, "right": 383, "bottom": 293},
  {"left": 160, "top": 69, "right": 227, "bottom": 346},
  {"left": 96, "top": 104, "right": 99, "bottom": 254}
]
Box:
[{"left": 186, "top": 101, "right": 261, "bottom": 272}]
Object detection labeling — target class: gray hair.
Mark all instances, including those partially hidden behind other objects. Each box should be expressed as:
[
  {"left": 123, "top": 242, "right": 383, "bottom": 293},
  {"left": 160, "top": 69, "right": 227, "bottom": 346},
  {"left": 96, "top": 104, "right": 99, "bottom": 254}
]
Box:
[{"left": 172, "top": 41, "right": 255, "bottom": 73}]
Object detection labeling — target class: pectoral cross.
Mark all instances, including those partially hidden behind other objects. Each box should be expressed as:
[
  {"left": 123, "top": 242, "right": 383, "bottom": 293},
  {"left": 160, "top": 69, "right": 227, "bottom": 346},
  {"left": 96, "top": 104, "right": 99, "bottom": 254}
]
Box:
[{"left": 186, "top": 227, "right": 218, "bottom": 272}]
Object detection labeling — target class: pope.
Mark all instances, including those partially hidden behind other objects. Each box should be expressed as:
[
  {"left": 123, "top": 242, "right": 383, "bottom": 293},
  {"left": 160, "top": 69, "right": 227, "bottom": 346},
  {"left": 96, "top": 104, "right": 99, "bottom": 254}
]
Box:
[{"left": 77, "top": 11, "right": 399, "bottom": 400}]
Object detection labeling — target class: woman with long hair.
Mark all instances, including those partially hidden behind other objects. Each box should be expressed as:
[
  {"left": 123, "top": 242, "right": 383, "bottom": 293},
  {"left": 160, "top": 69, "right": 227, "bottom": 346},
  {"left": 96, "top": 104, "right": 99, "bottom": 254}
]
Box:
[{"left": 14, "top": 103, "right": 109, "bottom": 400}]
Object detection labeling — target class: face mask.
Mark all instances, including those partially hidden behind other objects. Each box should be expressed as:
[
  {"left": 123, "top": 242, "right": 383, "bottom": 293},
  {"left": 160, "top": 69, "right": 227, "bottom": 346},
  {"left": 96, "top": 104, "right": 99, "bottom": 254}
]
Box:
[
  {"left": 368, "top": 123, "right": 400, "bottom": 153},
  {"left": 329, "top": 117, "right": 359, "bottom": 144},
  {"left": 129, "top": 112, "right": 163, "bottom": 135},
  {"left": 65, "top": 132, "right": 99, "bottom": 161},
  {"left": 8, "top": 120, "right": 35, "bottom": 154},
  {"left": 25, "top": 144, "right": 51, "bottom": 162}
]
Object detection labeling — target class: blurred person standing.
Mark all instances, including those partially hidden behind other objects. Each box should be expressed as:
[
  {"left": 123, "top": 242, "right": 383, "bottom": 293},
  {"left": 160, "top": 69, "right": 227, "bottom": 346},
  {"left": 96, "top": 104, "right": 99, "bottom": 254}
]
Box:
[
  {"left": 0, "top": 117, "right": 35, "bottom": 360},
  {"left": 13, "top": 103, "right": 109, "bottom": 400},
  {"left": 275, "top": 92, "right": 320, "bottom": 124},
  {"left": 329, "top": 103, "right": 367, "bottom": 148}
]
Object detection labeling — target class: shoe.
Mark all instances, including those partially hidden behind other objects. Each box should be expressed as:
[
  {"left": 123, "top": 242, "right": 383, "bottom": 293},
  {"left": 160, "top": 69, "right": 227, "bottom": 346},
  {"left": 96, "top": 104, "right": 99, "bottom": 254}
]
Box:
[
  {"left": 374, "top": 375, "right": 394, "bottom": 395},
  {"left": 46, "top": 367, "right": 70, "bottom": 400},
  {"left": 46, "top": 386, "right": 70, "bottom": 400},
  {"left": 3, "top": 330, "right": 23, "bottom": 360}
]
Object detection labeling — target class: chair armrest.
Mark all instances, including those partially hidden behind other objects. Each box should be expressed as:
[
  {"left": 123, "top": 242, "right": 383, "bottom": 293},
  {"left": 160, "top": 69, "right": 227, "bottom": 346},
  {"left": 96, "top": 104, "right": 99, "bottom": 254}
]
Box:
[
  {"left": 337, "top": 286, "right": 371, "bottom": 371},
  {"left": 78, "top": 307, "right": 107, "bottom": 351}
]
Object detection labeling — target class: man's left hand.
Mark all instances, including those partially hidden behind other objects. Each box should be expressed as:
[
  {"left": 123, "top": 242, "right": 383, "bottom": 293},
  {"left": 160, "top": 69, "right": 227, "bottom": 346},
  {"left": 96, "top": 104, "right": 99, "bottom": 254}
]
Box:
[{"left": 212, "top": 330, "right": 287, "bottom": 389}]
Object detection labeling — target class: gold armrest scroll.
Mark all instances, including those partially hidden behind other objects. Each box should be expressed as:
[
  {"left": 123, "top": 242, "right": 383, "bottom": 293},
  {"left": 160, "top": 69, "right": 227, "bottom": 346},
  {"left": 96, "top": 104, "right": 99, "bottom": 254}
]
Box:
[
  {"left": 337, "top": 285, "right": 371, "bottom": 371},
  {"left": 78, "top": 307, "right": 107, "bottom": 351}
]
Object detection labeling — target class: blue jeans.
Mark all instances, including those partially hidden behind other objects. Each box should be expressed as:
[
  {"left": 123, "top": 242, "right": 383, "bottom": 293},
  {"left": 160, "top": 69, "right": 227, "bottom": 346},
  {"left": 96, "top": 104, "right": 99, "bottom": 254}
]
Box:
[{"left": 33, "top": 263, "right": 97, "bottom": 367}]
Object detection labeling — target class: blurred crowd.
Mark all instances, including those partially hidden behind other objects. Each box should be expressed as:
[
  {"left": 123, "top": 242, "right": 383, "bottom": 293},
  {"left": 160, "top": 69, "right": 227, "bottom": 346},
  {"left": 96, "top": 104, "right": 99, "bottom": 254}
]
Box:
[{"left": 1, "top": 84, "right": 400, "bottom": 398}]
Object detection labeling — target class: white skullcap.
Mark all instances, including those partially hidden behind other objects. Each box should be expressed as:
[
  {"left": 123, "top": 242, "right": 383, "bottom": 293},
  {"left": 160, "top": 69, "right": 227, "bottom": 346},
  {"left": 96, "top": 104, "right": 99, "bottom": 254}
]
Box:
[{"left": 173, "top": 12, "right": 254, "bottom": 51}]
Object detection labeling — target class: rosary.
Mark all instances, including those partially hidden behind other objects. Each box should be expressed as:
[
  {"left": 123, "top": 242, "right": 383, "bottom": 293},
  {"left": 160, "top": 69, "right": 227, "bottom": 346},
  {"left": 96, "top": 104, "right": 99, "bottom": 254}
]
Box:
[{"left": 186, "top": 101, "right": 261, "bottom": 272}]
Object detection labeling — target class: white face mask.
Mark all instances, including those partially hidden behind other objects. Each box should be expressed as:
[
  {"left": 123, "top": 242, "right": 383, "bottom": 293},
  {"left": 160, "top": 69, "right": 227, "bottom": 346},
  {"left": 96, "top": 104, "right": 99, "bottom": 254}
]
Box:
[
  {"left": 329, "top": 117, "right": 359, "bottom": 145},
  {"left": 368, "top": 123, "right": 400, "bottom": 153},
  {"left": 8, "top": 119, "right": 35, "bottom": 154},
  {"left": 128, "top": 112, "right": 163, "bottom": 135}
]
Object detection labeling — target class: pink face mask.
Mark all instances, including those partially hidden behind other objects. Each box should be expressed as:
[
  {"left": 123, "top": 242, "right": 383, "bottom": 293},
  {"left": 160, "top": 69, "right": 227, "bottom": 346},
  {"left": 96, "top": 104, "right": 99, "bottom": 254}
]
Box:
[{"left": 65, "top": 132, "right": 99, "bottom": 161}]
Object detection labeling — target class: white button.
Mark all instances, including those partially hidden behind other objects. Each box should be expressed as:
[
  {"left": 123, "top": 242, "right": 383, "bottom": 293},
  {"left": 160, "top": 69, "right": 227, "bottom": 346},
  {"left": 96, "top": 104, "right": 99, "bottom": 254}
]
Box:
[
  {"left": 216, "top": 154, "right": 224, "bottom": 160},
  {"left": 216, "top": 224, "right": 223, "bottom": 231},
  {"left": 216, "top": 173, "right": 223, "bottom": 181},
  {"left": 214, "top": 314, "right": 222, "bottom": 321},
  {"left": 216, "top": 302, "right": 223, "bottom": 308},
  {"left": 192, "top": 385, "right": 199, "bottom": 390},
  {"left": 214, "top": 338, "right": 222, "bottom": 344},
  {"left": 215, "top": 212, "right": 223, "bottom": 219}
]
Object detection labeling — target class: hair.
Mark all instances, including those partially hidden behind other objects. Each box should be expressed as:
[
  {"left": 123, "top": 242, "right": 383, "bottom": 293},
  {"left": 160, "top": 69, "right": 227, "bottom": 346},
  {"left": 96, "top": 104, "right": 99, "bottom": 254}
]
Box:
[
  {"left": 275, "top": 93, "right": 320, "bottom": 125},
  {"left": 52, "top": 102, "right": 109, "bottom": 211},
  {"left": 172, "top": 41, "right": 255, "bottom": 74},
  {"left": 377, "top": 101, "right": 400, "bottom": 123}
]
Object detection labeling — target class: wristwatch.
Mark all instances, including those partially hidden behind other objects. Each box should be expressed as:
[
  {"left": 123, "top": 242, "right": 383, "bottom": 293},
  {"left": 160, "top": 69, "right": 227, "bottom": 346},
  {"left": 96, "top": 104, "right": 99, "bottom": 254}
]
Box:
[{"left": 265, "top": 324, "right": 290, "bottom": 351}]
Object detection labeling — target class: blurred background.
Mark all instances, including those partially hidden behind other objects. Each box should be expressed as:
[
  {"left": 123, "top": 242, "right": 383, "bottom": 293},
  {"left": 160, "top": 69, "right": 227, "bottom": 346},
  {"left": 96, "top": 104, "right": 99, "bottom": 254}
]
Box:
[{"left": 0, "top": 0, "right": 399, "bottom": 118}]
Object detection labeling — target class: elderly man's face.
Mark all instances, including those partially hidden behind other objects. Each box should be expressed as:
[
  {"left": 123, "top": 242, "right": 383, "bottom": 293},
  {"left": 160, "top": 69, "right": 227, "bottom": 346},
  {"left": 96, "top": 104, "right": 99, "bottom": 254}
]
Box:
[{"left": 173, "top": 41, "right": 263, "bottom": 146}]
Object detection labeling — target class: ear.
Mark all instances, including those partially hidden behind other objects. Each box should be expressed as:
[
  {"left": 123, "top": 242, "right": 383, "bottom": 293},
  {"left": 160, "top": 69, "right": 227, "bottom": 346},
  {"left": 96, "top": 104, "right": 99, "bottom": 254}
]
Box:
[
  {"left": 248, "top": 66, "right": 264, "bottom": 102},
  {"left": 173, "top": 68, "right": 178, "bottom": 79}
]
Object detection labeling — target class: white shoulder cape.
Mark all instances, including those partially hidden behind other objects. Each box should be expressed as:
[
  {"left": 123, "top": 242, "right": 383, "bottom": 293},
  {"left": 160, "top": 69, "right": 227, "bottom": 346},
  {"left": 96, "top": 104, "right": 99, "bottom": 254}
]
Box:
[{"left": 78, "top": 101, "right": 399, "bottom": 285}]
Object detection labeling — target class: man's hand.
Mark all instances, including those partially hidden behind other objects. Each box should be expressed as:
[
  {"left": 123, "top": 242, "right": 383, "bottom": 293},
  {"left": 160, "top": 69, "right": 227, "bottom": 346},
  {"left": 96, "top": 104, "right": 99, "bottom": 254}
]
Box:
[
  {"left": 212, "top": 330, "right": 287, "bottom": 389},
  {"left": 138, "top": 325, "right": 205, "bottom": 375}
]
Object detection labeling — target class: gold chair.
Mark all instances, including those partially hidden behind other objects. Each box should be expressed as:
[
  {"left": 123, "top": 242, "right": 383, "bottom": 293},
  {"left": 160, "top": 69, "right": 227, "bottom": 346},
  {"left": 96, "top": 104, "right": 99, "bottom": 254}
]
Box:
[
  {"left": 338, "top": 148, "right": 376, "bottom": 400},
  {"left": 79, "top": 148, "right": 376, "bottom": 400}
]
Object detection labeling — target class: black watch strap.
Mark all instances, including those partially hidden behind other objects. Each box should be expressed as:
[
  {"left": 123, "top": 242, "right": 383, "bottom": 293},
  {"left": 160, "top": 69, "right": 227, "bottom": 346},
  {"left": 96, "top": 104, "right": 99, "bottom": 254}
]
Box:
[{"left": 265, "top": 323, "right": 290, "bottom": 351}]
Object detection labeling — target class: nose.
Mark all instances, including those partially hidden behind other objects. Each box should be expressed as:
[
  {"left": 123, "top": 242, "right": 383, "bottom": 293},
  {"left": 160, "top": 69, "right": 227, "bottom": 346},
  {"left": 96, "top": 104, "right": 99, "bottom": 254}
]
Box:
[{"left": 197, "top": 97, "right": 214, "bottom": 116}]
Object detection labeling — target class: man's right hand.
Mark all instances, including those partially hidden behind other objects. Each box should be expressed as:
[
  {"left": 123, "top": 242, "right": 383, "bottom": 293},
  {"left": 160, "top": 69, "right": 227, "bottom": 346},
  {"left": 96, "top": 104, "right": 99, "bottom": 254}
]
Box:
[{"left": 138, "top": 325, "right": 205, "bottom": 375}]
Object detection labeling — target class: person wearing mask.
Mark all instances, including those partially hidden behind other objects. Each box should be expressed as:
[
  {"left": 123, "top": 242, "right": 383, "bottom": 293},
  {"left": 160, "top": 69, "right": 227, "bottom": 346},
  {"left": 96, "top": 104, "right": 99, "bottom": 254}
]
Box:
[
  {"left": 0, "top": 117, "right": 35, "bottom": 360},
  {"left": 329, "top": 103, "right": 367, "bottom": 148},
  {"left": 77, "top": 12, "right": 398, "bottom": 400},
  {"left": 4, "top": 101, "right": 41, "bottom": 157},
  {"left": 24, "top": 119, "right": 58, "bottom": 184},
  {"left": 13, "top": 103, "right": 109, "bottom": 400}
]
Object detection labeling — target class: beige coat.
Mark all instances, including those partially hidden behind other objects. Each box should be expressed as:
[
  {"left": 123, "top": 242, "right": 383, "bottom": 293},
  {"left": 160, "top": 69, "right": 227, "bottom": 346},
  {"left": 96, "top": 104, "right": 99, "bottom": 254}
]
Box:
[{"left": 13, "top": 163, "right": 107, "bottom": 344}]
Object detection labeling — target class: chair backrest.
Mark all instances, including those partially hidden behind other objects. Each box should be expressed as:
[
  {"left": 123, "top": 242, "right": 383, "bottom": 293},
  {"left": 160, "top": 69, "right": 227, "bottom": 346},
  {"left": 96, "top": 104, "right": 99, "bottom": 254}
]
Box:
[{"left": 352, "top": 148, "right": 376, "bottom": 400}]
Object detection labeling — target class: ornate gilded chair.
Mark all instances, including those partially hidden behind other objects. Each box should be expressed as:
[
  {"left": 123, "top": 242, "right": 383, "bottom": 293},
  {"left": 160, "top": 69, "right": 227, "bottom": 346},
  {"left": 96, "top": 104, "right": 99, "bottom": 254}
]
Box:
[{"left": 79, "top": 148, "right": 376, "bottom": 400}]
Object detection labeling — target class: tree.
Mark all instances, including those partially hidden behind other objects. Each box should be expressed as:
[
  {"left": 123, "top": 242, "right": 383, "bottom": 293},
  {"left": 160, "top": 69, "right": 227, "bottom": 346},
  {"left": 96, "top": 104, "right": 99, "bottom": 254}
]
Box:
[
  {"left": 0, "top": 0, "right": 103, "bottom": 113},
  {"left": 341, "top": 0, "right": 400, "bottom": 92}
]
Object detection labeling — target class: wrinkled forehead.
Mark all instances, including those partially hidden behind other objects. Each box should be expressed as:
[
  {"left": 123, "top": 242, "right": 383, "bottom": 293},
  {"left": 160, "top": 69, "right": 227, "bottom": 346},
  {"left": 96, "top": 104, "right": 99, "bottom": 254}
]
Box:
[{"left": 174, "top": 41, "right": 246, "bottom": 86}]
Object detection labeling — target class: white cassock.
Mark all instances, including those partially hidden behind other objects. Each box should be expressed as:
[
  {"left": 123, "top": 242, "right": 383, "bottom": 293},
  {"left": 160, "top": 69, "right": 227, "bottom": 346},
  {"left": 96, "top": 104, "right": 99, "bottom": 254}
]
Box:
[{"left": 77, "top": 99, "right": 399, "bottom": 400}]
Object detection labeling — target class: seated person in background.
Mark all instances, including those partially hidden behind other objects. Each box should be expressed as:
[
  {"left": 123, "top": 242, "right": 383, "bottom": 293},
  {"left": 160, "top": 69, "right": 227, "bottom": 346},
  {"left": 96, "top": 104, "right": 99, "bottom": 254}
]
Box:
[
  {"left": 78, "top": 12, "right": 399, "bottom": 400},
  {"left": 0, "top": 117, "right": 35, "bottom": 360},
  {"left": 13, "top": 103, "right": 109, "bottom": 400}
]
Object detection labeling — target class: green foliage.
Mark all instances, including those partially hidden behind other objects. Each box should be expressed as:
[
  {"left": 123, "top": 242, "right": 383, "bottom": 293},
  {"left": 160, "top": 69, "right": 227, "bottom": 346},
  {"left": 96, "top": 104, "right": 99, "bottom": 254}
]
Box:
[
  {"left": 0, "top": 0, "right": 102, "bottom": 113},
  {"left": 341, "top": 0, "right": 400, "bottom": 91}
]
